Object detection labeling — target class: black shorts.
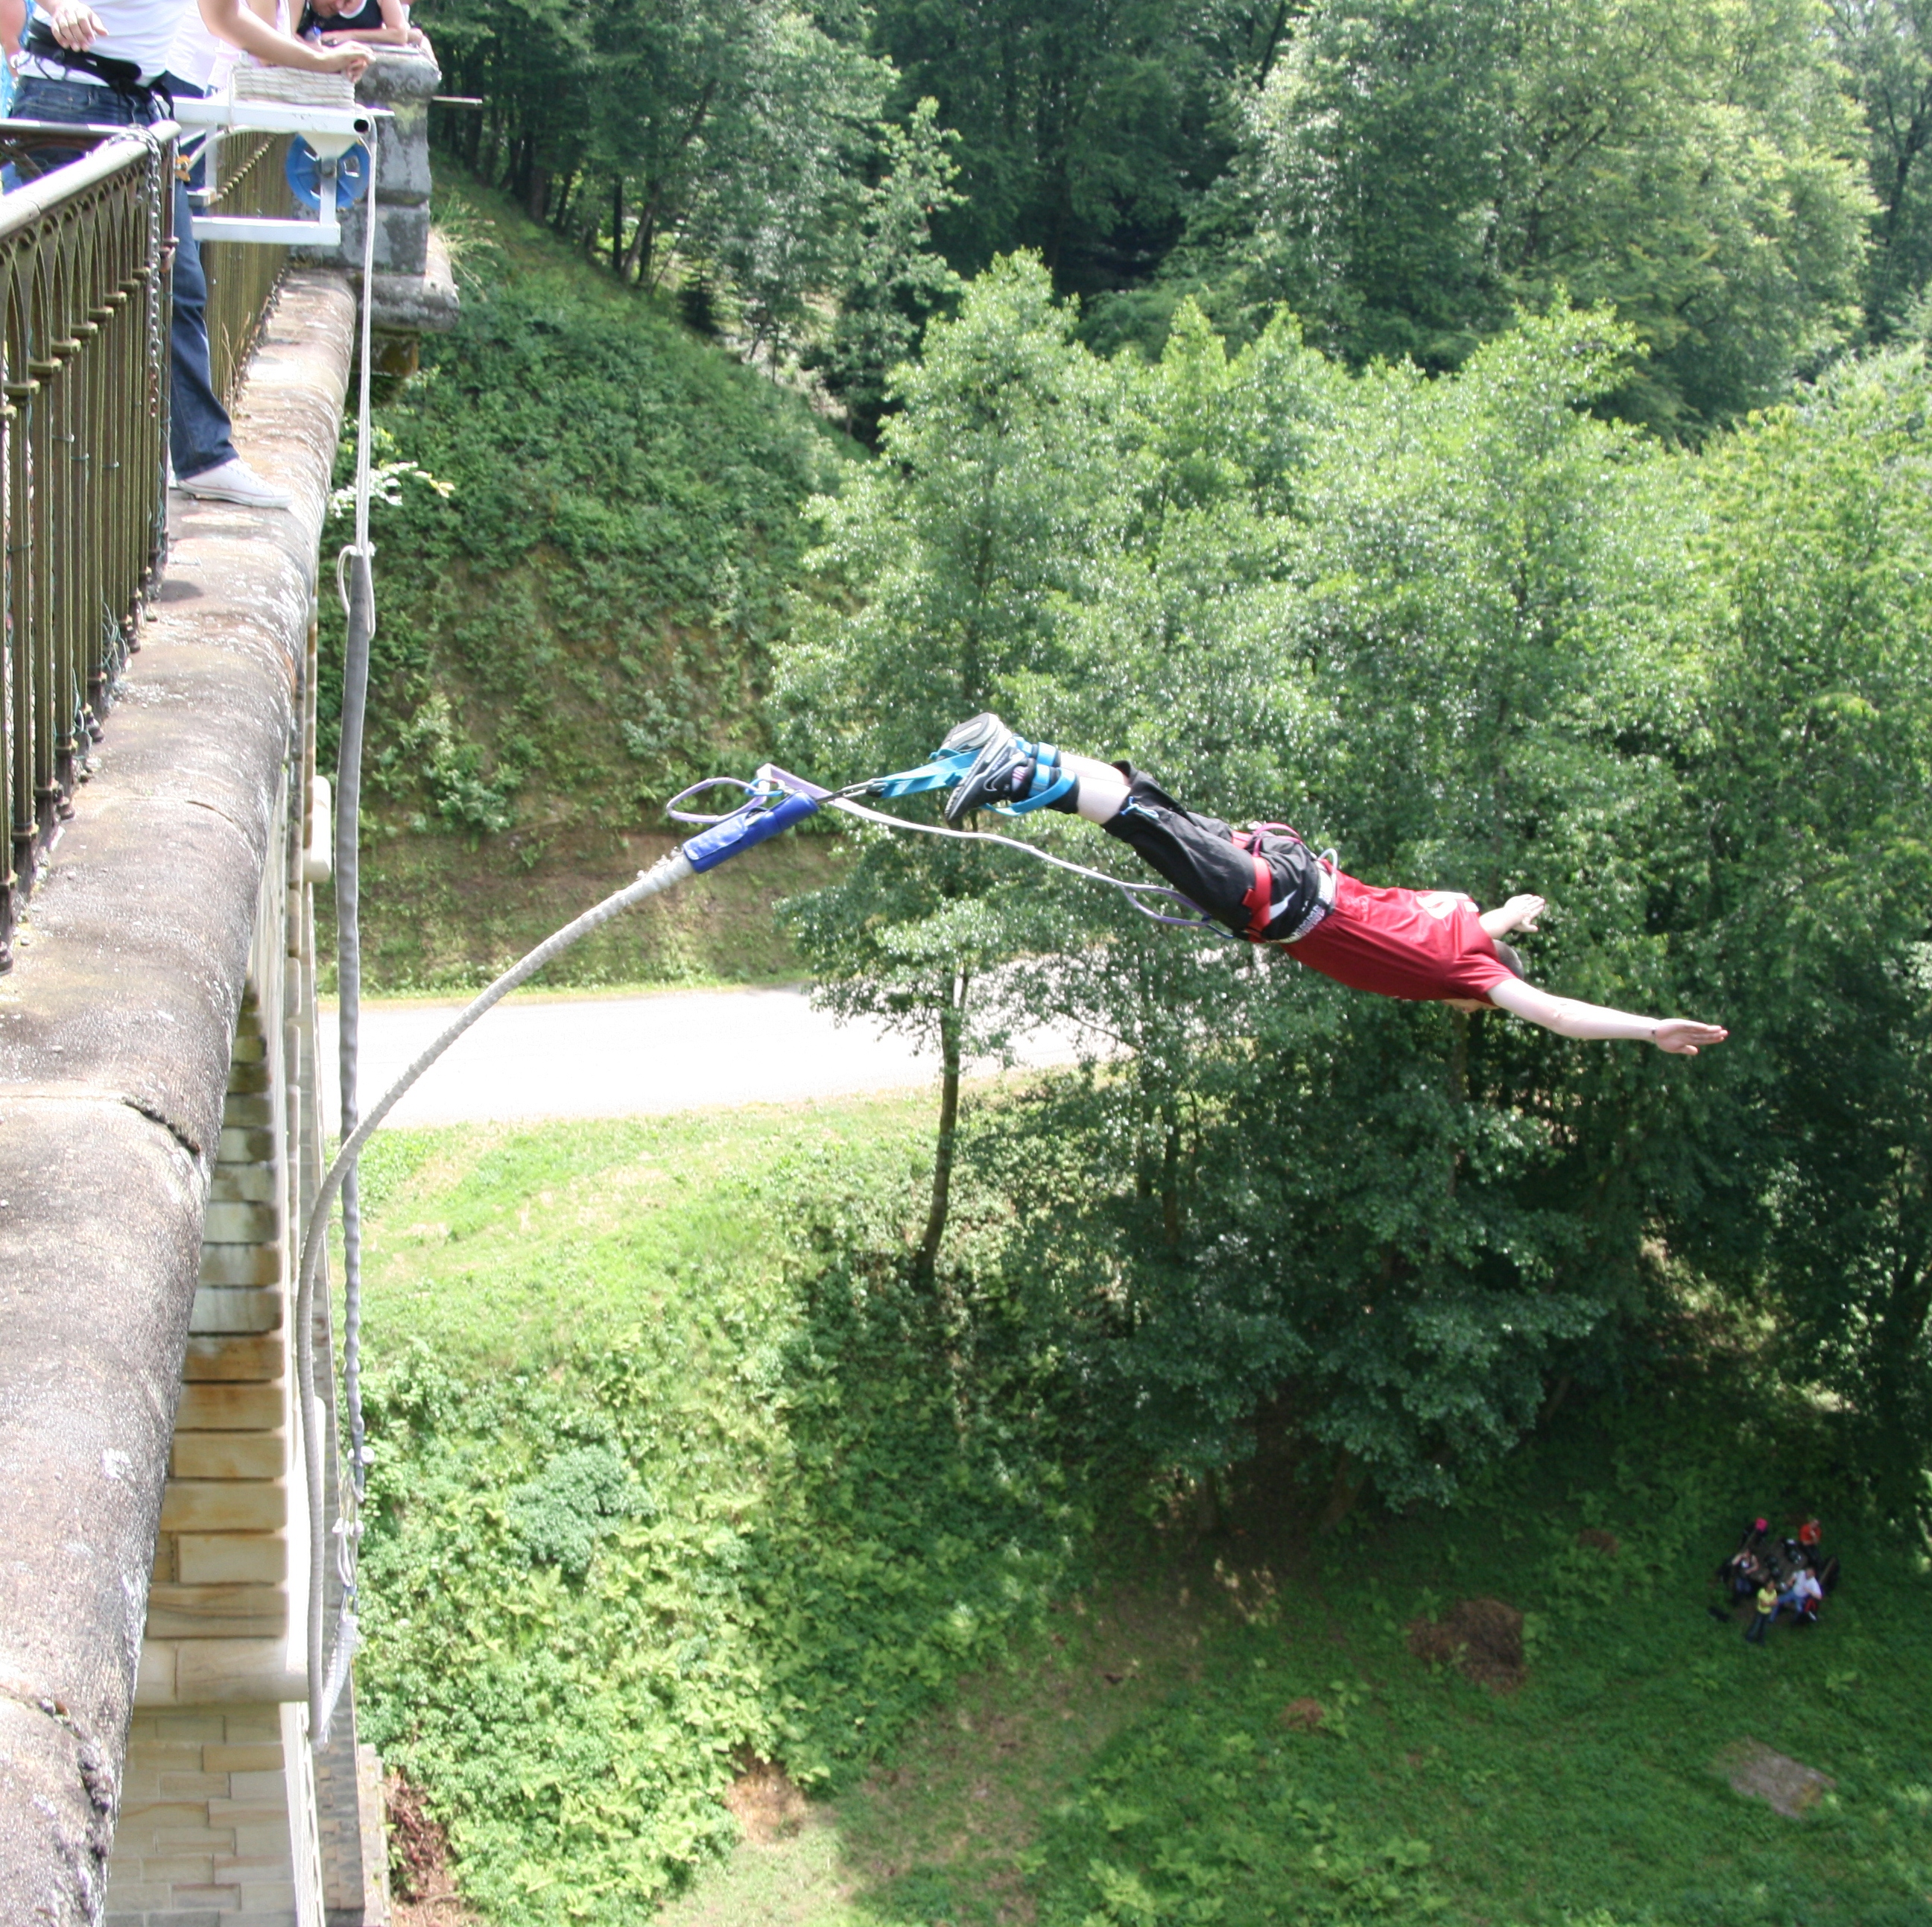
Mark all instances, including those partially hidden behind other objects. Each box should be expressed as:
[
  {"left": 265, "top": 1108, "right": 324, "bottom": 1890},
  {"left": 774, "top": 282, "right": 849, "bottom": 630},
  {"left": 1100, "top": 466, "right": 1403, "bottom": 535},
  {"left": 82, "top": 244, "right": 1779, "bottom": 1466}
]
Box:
[{"left": 1100, "top": 768, "right": 1327, "bottom": 941}]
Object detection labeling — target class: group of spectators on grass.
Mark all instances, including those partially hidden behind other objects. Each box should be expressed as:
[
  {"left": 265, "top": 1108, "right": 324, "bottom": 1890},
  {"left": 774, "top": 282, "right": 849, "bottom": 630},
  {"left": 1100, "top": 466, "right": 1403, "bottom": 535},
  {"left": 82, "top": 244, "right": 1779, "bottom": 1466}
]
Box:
[{"left": 1716, "top": 1517, "right": 1838, "bottom": 1646}]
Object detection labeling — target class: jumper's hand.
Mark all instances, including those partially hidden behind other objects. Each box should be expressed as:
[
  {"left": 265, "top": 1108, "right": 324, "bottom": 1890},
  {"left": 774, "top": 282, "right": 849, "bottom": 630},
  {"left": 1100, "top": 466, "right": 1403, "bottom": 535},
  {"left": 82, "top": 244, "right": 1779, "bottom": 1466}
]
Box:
[
  {"left": 1653, "top": 1019, "right": 1728, "bottom": 1057},
  {"left": 1502, "top": 893, "right": 1545, "bottom": 932},
  {"left": 49, "top": 1, "right": 107, "bottom": 48}
]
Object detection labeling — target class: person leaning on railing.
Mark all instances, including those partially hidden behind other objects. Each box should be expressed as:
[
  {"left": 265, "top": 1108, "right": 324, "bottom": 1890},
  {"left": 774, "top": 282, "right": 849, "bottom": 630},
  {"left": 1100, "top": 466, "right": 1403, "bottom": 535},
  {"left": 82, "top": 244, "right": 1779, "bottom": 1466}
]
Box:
[
  {"left": 4, "top": 0, "right": 367, "bottom": 507},
  {"left": 297, "top": 0, "right": 429, "bottom": 57}
]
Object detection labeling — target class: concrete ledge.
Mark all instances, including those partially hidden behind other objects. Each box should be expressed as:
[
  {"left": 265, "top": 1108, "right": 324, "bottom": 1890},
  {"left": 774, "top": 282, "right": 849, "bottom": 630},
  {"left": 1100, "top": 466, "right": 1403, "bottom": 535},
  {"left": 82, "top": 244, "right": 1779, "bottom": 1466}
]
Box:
[{"left": 0, "top": 270, "right": 353, "bottom": 1926}]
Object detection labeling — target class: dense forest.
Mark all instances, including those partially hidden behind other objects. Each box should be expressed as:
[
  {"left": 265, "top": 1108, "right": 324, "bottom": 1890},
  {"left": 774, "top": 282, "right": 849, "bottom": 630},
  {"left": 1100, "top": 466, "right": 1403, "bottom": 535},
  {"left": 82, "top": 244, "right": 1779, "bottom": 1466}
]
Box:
[{"left": 347, "top": 3, "right": 1932, "bottom": 1919}]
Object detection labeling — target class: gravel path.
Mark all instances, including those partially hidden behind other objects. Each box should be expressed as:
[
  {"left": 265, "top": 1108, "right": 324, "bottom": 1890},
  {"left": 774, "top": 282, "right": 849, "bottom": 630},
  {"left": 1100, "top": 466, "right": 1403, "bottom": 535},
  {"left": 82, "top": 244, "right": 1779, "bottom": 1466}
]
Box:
[{"left": 319, "top": 985, "right": 1087, "bottom": 1130}]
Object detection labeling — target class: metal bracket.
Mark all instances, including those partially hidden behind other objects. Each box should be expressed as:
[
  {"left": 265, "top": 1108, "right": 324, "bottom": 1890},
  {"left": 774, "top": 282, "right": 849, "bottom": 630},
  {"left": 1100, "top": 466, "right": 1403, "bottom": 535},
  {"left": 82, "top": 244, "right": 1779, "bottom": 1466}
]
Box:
[{"left": 173, "top": 95, "right": 373, "bottom": 248}]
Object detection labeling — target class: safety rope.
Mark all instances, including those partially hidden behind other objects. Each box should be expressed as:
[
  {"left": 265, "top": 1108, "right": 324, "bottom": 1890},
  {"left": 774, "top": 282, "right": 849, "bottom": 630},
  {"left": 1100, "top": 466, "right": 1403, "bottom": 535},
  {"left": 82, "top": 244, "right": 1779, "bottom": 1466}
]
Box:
[
  {"left": 305, "top": 120, "right": 379, "bottom": 1748},
  {"left": 294, "top": 734, "right": 1252, "bottom": 1744},
  {"left": 826, "top": 792, "right": 1233, "bottom": 937}
]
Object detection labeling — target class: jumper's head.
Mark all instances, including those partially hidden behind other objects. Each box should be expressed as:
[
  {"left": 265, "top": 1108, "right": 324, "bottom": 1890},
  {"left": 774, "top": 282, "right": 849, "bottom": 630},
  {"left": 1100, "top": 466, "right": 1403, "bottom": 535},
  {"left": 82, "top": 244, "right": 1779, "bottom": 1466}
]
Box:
[{"left": 1493, "top": 941, "right": 1526, "bottom": 980}]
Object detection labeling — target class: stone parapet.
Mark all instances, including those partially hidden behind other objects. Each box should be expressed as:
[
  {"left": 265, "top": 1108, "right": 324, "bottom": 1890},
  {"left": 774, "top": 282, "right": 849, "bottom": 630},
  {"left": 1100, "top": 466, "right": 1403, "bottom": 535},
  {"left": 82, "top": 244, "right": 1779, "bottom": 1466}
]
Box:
[
  {"left": 294, "top": 50, "right": 459, "bottom": 335},
  {"left": 0, "top": 272, "right": 353, "bottom": 1927}
]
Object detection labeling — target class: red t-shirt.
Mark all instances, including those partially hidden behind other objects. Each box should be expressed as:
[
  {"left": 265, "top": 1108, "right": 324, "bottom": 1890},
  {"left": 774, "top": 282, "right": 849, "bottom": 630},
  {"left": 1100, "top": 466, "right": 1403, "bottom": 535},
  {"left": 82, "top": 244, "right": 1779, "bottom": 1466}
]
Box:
[{"left": 1286, "top": 874, "right": 1515, "bottom": 1004}]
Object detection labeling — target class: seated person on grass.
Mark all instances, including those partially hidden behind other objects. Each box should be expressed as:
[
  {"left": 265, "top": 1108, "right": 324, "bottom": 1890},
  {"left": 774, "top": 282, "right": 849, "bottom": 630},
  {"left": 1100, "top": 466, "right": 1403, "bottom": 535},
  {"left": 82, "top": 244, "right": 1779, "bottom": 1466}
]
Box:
[{"left": 938, "top": 715, "right": 1729, "bottom": 1055}]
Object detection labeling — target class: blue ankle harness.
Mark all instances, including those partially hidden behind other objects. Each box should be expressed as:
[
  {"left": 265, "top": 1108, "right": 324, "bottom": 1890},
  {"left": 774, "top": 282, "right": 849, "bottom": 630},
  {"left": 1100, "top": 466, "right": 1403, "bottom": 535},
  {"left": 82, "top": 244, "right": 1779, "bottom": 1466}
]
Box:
[{"left": 865, "top": 740, "right": 1074, "bottom": 815}]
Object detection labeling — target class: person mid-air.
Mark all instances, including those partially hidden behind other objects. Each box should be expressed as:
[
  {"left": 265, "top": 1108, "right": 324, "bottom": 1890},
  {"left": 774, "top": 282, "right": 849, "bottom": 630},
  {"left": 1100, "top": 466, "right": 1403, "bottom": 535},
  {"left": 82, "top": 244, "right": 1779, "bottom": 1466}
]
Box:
[{"left": 938, "top": 715, "right": 1728, "bottom": 1055}]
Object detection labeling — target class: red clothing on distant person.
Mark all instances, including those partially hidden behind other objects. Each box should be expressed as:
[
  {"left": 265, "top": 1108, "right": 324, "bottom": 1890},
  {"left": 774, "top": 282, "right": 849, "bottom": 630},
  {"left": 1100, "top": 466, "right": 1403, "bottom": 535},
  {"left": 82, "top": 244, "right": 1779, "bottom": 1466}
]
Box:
[{"left": 1290, "top": 876, "right": 1516, "bottom": 1004}]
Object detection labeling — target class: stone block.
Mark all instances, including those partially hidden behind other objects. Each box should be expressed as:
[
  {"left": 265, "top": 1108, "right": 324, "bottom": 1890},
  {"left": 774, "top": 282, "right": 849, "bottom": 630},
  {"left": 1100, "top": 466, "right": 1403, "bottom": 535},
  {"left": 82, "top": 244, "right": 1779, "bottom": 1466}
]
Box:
[
  {"left": 171, "top": 1429, "right": 286, "bottom": 1480},
  {"left": 146, "top": 1583, "right": 290, "bottom": 1640},
  {"left": 171, "top": 1638, "right": 304, "bottom": 1703},
  {"left": 177, "top": 1381, "right": 284, "bottom": 1428},
  {"left": 203, "top": 1200, "right": 279, "bottom": 1244},
  {"left": 197, "top": 1242, "right": 282, "bottom": 1285},
  {"left": 148, "top": 1825, "right": 238, "bottom": 1852},
  {"left": 162, "top": 1886, "right": 243, "bottom": 1911},
  {"left": 224, "top": 1769, "right": 291, "bottom": 1801},
  {"left": 113, "top": 1800, "right": 217, "bottom": 1835},
  {"left": 101, "top": 1888, "right": 176, "bottom": 1914},
  {"left": 222, "top": 1090, "right": 275, "bottom": 1128},
  {"left": 373, "top": 104, "right": 431, "bottom": 197},
  {"left": 220, "top": 1125, "right": 277, "bottom": 1162},
  {"left": 206, "top": 1797, "right": 288, "bottom": 1826},
  {"left": 154, "top": 1771, "right": 232, "bottom": 1798},
  {"left": 225, "top": 1058, "right": 270, "bottom": 1095},
  {"left": 229, "top": 1031, "right": 267, "bottom": 1063},
  {"left": 183, "top": 1333, "right": 285, "bottom": 1380},
  {"left": 203, "top": 1742, "right": 284, "bottom": 1774},
  {"left": 160, "top": 1481, "right": 285, "bottom": 1534},
  {"left": 124, "top": 1852, "right": 219, "bottom": 1883},
  {"left": 232, "top": 1887, "right": 302, "bottom": 1918},
  {"left": 176, "top": 1533, "right": 287, "bottom": 1585},
  {"left": 211, "top": 1165, "right": 279, "bottom": 1204},
  {"left": 151, "top": 1714, "right": 229, "bottom": 1741}
]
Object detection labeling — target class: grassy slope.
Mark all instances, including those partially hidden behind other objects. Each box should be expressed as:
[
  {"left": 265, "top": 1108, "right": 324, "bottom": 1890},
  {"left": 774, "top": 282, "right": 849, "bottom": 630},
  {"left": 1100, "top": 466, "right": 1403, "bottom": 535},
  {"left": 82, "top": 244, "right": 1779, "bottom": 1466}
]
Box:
[
  {"left": 357, "top": 1101, "right": 1932, "bottom": 1927},
  {"left": 320, "top": 181, "right": 852, "bottom": 993}
]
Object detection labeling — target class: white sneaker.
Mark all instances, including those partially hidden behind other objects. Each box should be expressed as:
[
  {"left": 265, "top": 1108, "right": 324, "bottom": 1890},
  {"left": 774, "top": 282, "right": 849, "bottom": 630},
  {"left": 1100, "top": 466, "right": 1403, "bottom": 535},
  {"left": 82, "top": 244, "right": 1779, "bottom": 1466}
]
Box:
[{"left": 174, "top": 458, "right": 294, "bottom": 510}]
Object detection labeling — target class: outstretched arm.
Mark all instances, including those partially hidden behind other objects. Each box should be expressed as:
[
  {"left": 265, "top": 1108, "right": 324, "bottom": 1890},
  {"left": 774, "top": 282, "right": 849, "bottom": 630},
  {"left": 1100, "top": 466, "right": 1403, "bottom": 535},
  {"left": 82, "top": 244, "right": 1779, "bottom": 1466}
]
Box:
[{"left": 1487, "top": 975, "right": 1727, "bottom": 1055}]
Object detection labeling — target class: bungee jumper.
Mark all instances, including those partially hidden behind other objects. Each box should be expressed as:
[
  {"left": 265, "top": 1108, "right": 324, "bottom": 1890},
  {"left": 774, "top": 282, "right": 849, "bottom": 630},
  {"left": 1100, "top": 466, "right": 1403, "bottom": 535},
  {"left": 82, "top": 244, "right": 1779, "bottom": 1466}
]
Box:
[
  {"left": 299, "top": 705, "right": 1728, "bottom": 1731},
  {"left": 927, "top": 714, "right": 1729, "bottom": 1054}
]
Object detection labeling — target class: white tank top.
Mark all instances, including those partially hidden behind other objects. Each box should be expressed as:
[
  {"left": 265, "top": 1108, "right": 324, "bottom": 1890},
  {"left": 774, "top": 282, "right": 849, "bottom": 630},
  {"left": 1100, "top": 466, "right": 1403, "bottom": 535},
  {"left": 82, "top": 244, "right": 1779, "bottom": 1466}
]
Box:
[{"left": 27, "top": 0, "right": 194, "bottom": 83}]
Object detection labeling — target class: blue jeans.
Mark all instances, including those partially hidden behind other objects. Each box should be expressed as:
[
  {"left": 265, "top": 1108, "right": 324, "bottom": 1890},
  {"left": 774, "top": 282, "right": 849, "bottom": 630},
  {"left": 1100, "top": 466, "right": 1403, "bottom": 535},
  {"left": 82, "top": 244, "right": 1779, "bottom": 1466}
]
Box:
[{"left": 6, "top": 73, "right": 238, "bottom": 479}]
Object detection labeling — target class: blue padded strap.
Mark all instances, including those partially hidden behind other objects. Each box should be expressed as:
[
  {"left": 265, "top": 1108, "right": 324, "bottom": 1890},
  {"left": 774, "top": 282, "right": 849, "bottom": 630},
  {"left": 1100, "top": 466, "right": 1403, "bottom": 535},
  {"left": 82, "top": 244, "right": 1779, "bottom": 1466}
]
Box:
[
  {"left": 997, "top": 742, "right": 1075, "bottom": 816},
  {"left": 871, "top": 747, "right": 979, "bottom": 797}
]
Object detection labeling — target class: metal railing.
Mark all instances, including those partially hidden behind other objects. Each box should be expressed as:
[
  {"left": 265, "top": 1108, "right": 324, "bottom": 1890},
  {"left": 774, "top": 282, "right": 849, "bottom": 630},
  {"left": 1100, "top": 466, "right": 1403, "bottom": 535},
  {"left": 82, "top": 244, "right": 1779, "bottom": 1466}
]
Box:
[
  {"left": 0, "top": 123, "right": 173, "bottom": 971},
  {"left": 197, "top": 129, "right": 295, "bottom": 405}
]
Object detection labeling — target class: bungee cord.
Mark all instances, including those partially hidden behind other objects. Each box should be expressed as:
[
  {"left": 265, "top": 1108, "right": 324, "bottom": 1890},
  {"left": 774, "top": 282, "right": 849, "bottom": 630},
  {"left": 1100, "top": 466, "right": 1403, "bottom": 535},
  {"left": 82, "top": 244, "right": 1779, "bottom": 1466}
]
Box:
[{"left": 294, "top": 750, "right": 1235, "bottom": 1743}]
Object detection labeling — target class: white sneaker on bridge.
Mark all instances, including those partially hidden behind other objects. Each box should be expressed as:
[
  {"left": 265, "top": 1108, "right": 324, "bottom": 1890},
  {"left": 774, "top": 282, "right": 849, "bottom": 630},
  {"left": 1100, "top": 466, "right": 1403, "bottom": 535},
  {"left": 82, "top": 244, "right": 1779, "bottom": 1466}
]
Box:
[{"left": 174, "top": 458, "right": 294, "bottom": 510}]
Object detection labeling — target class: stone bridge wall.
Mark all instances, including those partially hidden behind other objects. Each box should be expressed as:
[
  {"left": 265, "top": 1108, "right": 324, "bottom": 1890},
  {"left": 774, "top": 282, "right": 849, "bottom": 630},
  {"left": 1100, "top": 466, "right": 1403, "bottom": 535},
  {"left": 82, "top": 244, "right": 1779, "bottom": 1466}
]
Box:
[{"left": 0, "top": 271, "right": 384, "bottom": 1926}]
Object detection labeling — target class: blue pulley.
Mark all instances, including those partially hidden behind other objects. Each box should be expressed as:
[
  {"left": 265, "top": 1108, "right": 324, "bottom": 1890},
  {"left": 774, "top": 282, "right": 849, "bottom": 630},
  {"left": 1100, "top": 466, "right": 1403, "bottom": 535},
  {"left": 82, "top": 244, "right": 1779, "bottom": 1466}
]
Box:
[{"left": 285, "top": 139, "right": 373, "bottom": 212}]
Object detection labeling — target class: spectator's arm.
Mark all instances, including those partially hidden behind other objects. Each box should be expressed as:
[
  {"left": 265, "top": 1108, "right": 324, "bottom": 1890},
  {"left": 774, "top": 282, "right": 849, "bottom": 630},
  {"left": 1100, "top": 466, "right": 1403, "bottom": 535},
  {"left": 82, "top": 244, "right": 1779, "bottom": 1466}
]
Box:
[
  {"left": 198, "top": 0, "right": 368, "bottom": 72},
  {"left": 1, "top": 0, "right": 28, "bottom": 60}
]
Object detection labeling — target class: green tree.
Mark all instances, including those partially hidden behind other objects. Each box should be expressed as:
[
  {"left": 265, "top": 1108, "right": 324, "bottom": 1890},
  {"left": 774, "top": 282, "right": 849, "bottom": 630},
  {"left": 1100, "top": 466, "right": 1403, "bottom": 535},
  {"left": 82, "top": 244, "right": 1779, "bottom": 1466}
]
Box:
[
  {"left": 1213, "top": 0, "right": 1873, "bottom": 430},
  {"left": 1672, "top": 349, "right": 1932, "bottom": 1524},
  {"left": 868, "top": 0, "right": 1271, "bottom": 293},
  {"left": 1828, "top": 0, "right": 1932, "bottom": 331},
  {"left": 776, "top": 256, "right": 1129, "bottom": 1277},
  {"left": 808, "top": 98, "right": 966, "bottom": 440}
]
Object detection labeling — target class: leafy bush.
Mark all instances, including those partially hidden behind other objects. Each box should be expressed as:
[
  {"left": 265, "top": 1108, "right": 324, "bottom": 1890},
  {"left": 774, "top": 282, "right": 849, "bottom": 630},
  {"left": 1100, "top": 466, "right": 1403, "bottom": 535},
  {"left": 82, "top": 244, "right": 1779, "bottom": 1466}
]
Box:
[{"left": 355, "top": 1111, "right": 1098, "bottom": 1922}]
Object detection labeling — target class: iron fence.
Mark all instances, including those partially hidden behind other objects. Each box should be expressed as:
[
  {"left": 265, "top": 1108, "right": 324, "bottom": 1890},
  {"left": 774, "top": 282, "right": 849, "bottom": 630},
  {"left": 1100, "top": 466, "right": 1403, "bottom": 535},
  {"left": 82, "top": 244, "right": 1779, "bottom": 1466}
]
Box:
[
  {"left": 0, "top": 122, "right": 172, "bottom": 972},
  {"left": 198, "top": 128, "right": 294, "bottom": 405},
  {"left": 0, "top": 120, "right": 297, "bottom": 969}
]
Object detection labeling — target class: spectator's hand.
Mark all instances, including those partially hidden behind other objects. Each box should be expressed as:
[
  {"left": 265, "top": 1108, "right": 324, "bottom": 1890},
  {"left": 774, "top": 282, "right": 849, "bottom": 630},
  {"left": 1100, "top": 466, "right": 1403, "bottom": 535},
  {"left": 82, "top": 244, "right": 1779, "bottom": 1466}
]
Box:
[
  {"left": 48, "top": 0, "right": 107, "bottom": 48},
  {"left": 313, "top": 43, "right": 369, "bottom": 76}
]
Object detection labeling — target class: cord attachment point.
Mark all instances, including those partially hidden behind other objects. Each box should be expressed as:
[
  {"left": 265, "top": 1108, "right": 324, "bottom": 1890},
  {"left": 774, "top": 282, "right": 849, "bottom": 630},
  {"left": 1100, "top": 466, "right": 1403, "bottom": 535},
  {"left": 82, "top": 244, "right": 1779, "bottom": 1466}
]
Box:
[{"left": 671, "top": 764, "right": 826, "bottom": 873}]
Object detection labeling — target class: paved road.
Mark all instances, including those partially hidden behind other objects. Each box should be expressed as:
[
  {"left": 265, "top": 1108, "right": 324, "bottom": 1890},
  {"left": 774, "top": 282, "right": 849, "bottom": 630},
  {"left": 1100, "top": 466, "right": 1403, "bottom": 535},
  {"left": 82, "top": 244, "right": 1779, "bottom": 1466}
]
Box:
[{"left": 319, "top": 986, "right": 1088, "bottom": 1130}]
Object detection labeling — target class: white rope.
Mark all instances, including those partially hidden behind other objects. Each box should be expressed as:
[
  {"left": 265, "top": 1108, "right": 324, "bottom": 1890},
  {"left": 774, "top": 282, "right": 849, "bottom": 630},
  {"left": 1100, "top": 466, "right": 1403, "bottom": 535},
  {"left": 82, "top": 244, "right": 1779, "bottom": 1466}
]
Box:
[
  {"left": 826, "top": 794, "right": 1223, "bottom": 923},
  {"left": 308, "top": 116, "right": 381, "bottom": 1748},
  {"left": 295, "top": 849, "right": 697, "bottom": 1744}
]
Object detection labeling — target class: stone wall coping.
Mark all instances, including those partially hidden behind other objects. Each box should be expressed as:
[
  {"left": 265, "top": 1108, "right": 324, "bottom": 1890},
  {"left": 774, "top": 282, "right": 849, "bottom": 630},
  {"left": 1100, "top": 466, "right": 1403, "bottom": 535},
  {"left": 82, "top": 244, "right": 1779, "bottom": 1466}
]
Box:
[
  {"left": 353, "top": 46, "right": 442, "bottom": 102},
  {"left": 0, "top": 270, "right": 354, "bottom": 1926}
]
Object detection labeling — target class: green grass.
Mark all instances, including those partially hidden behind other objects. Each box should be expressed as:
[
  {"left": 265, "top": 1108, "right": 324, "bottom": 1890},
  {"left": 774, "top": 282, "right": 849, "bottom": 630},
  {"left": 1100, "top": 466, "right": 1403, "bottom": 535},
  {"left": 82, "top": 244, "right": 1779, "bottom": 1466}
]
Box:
[
  {"left": 322, "top": 177, "right": 855, "bottom": 995},
  {"left": 354, "top": 1094, "right": 1093, "bottom": 1925},
  {"left": 355, "top": 1098, "right": 1932, "bottom": 1927}
]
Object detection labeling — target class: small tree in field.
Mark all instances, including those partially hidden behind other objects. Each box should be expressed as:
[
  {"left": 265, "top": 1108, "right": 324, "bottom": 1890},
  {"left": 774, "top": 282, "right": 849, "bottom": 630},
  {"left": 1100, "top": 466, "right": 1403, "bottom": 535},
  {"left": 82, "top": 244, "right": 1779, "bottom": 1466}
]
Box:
[{"left": 773, "top": 255, "right": 1128, "bottom": 1279}]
